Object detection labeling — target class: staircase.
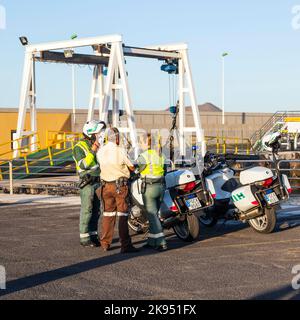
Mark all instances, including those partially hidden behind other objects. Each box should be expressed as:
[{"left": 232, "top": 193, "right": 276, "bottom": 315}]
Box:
[
  {"left": 251, "top": 111, "right": 300, "bottom": 152},
  {"left": 0, "top": 132, "right": 82, "bottom": 180},
  {"left": 250, "top": 111, "right": 288, "bottom": 146}
]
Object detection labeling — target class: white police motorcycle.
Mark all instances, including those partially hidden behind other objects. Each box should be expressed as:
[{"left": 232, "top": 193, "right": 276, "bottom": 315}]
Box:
[
  {"left": 128, "top": 169, "right": 214, "bottom": 242},
  {"left": 199, "top": 132, "right": 292, "bottom": 234}
]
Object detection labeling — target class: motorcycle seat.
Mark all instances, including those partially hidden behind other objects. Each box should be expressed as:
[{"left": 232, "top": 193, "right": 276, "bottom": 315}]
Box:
[{"left": 221, "top": 178, "right": 241, "bottom": 193}]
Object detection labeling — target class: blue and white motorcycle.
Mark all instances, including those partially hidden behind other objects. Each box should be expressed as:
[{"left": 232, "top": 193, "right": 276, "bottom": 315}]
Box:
[{"left": 200, "top": 133, "right": 292, "bottom": 234}]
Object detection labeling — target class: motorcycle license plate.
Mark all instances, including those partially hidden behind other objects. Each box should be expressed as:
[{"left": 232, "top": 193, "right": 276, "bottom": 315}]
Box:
[
  {"left": 184, "top": 195, "right": 202, "bottom": 211},
  {"left": 264, "top": 190, "right": 279, "bottom": 205}
]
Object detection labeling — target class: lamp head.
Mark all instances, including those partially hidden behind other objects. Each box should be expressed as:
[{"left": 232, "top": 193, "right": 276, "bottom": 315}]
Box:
[{"left": 19, "top": 36, "right": 28, "bottom": 46}]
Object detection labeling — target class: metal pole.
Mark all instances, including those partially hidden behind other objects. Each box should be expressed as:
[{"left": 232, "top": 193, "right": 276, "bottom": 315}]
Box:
[
  {"left": 9, "top": 161, "right": 13, "bottom": 195},
  {"left": 222, "top": 52, "right": 229, "bottom": 126},
  {"left": 72, "top": 65, "right": 76, "bottom": 126},
  {"left": 222, "top": 56, "right": 225, "bottom": 126},
  {"left": 30, "top": 56, "right": 38, "bottom": 152},
  {"left": 70, "top": 34, "right": 78, "bottom": 127}
]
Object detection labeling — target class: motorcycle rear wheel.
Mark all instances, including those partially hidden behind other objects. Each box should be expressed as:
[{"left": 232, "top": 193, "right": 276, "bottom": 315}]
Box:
[
  {"left": 198, "top": 205, "right": 221, "bottom": 227},
  {"left": 248, "top": 207, "right": 277, "bottom": 234},
  {"left": 173, "top": 214, "right": 200, "bottom": 242},
  {"left": 199, "top": 211, "right": 218, "bottom": 227}
]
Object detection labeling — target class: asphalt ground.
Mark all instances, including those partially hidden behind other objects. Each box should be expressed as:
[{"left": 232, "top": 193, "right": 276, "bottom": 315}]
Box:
[{"left": 0, "top": 199, "right": 300, "bottom": 300}]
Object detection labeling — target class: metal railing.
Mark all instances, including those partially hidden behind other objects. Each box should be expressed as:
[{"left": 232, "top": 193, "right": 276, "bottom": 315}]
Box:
[
  {"left": 0, "top": 138, "right": 78, "bottom": 181},
  {"left": 250, "top": 111, "right": 300, "bottom": 147},
  {"left": 1, "top": 158, "right": 300, "bottom": 196},
  {"left": 46, "top": 131, "right": 82, "bottom": 149},
  {"left": 205, "top": 136, "right": 252, "bottom": 155},
  {"left": 233, "top": 159, "right": 300, "bottom": 191},
  {"left": 250, "top": 111, "right": 287, "bottom": 144},
  {"left": 0, "top": 159, "right": 77, "bottom": 195},
  {"left": 0, "top": 133, "right": 41, "bottom": 161}
]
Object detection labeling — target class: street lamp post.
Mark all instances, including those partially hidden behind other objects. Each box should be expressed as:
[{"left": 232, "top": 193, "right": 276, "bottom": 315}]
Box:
[
  {"left": 222, "top": 52, "right": 229, "bottom": 126},
  {"left": 71, "top": 34, "right": 78, "bottom": 128}
]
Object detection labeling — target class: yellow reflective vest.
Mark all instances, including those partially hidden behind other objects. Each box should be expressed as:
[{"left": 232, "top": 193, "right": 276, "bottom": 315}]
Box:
[
  {"left": 73, "top": 140, "right": 99, "bottom": 177},
  {"left": 139, "top": 149, "right": 165, "bottom": 177}
]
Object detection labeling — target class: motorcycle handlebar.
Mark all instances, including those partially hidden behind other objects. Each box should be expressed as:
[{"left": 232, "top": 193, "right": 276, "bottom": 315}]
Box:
[
  {"left": 222, "top": 153, "right": 260, "bottom": 161},
  {"left": 204, "top": 153, "right": 261, "bottom": 172}
]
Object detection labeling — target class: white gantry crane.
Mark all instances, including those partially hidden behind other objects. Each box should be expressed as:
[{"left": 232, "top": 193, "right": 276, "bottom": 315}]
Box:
[{"left": 14, "top": 34, "right": 205, "bottom": 160}]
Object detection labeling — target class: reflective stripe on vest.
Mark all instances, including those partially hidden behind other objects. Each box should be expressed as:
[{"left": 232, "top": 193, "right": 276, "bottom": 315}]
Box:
[
  {"left": 140, "top": 150, "right": 165, "bottom": 177},
  {"left": 73, "top": 141, "right": 99, "bottom": 174}
]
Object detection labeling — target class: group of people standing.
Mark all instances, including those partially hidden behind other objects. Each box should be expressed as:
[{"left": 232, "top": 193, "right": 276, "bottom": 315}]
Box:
[{"left": 72, "top": 120, "right": 168, "bottom": 254}]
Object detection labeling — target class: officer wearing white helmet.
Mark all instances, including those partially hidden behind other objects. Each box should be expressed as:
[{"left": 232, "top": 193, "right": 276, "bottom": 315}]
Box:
[
  {"left": 73, "top": 120, "right": 107, "bottom": 247},
  {"left": 261, "top": 132, "right": 281, "bottom": 153}
]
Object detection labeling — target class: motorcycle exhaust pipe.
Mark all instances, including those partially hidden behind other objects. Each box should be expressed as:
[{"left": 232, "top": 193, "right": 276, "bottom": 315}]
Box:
[
  {"left": 161, "top": 216, "right": 180, "bottom": 229},
  {"left": 239, "top": 209, "right": 264, "bottom": 221}
]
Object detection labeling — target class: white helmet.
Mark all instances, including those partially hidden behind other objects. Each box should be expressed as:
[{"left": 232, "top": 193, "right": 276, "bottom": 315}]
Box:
[
  {"left": 83, "top": 120, "right": 106, "bottom": 138},
  {"left": 261, "top": 132, "right": 281, "bottom": 152}
]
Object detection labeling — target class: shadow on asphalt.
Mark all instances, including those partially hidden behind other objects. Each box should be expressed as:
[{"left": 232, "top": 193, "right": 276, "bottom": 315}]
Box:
[
  {"left": 1, "top": 210, "right": 300, "bottom": 298},
  {"left": 250, "top": 284, "right": 300, "bottom": 300},
  {"left": 0, "top": 197, "right": 59, "bottom": 206},
  {"left": 0, "top": 235, "right": 192, "bottom": 298},
  {"left": 199, "top": 213, "right": 300, "bottom": 241},
  {"left": 199, "top": 220, "right": 248, "bottom": 241}
]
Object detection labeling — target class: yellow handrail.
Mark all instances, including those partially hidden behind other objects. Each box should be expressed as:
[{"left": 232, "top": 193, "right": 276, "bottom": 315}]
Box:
[
  {"left": 0, "top": 131, "right": 253, "bottom": 180},
  {"left": 0, "top": 133, "right": 41, "bottom": 160},
  {"left": 24, "top": 156, "right": 30, "bottom": 174},
  {"left": 46, "top": 130, "right": 82, "bottom": 148},
  {"left": 205, "top": 136, "right": 251, "bottom": 155}
]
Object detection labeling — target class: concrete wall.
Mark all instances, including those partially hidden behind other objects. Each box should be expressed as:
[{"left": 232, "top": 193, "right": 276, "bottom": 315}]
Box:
[
  {"left": 0, "top": 107, "right": 274, "bottom": 156},
  {"left": 71, "top": 109, "right": 273, "bottom": 140},
  {"left": 0, "top": 109, "right": 72, "bottom": 157},
  {"left": 132, "top": 111, "right": 273, "bottom": 139}
]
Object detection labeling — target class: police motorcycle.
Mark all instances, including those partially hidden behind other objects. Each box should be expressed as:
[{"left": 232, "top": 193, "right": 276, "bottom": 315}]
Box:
[
  {"left": 128, "top": 167, "right": 214, "bottom": 242},
  {"left": 199, "top": 132, "right": 292, "bottom": 234}
]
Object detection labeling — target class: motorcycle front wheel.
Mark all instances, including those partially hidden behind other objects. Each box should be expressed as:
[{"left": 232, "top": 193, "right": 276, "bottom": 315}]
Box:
[
  {"left": 173, "top": 214, "right": 200, "bottom": 242},
  {"left": 199, "top": 210, "right": 218, "bottom": 227},
  {"left": 199, "top": 200, "right": 231, "bottom": 228},
  {"left": 248, "top": 207, "right": 277, "bottom": 234}
]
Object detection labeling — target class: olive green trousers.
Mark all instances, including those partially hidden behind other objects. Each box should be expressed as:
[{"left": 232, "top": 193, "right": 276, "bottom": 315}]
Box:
[
  {"left": 79, "top": 183, "right": 101, "bottom": 244},
  {"left": 142, "top": 183, "right": 167, "bottom": 247}
]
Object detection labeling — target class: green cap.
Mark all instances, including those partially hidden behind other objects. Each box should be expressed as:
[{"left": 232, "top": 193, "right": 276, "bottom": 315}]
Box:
[
  {"left": 222, "top": 52, "right": 229, "bottom": 57},
  {"left": 71, "top": 34, "right": 78, "bottom": 40}
]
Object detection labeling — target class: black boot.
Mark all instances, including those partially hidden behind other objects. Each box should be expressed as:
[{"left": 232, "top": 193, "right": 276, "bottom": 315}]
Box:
[
  {"left": 90, "top": 235, "right": 101, "bottom": 247},
  {"left": 121, "top": 246, "right": 140, "bottom": 254},
  {"left": 81, "top": 239, "right": 100, "bottom": 248}
]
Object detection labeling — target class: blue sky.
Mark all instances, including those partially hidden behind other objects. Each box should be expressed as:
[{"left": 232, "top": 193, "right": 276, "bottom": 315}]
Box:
[{"left": 0, "top": 0, "right": 300, "bottom": 112}]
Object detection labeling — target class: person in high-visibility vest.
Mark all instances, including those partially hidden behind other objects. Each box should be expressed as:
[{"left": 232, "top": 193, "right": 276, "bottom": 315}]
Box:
[
  {"left": 137, "top": 133, "right": 168, "bottom": 251},
  {"left": 73, "top": 120, "right": 106, "bottom": 247}
]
